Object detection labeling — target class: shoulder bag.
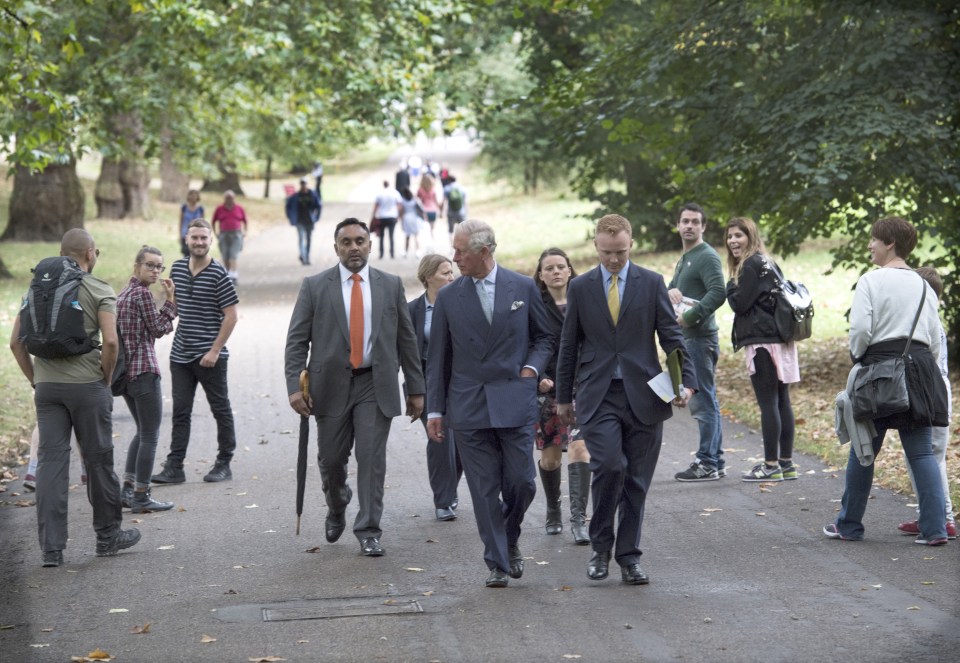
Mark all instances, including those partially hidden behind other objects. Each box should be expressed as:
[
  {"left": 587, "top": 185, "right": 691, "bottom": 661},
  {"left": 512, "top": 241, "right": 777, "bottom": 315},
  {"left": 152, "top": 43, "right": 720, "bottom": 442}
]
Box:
[{"left": 850, "top": 277, "right": 925, "bottom": 421}]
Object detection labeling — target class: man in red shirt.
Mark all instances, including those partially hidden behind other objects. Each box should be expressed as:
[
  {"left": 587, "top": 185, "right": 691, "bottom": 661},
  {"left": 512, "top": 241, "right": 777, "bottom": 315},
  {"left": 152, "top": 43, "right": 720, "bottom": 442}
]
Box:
[{"left": 211, "top": 190, "right": 247, "bottom": 282}]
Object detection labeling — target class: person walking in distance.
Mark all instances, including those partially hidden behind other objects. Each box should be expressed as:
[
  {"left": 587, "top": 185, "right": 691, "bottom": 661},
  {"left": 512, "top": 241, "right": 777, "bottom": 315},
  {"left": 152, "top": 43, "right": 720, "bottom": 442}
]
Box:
[
  {"left": 285, "top": 218, "right": 425, "bottom": 557},
  {"left": 178, "top": 190, "right": 204, "bottom": 258},
  {"left": 152, "top": 219, "right": 239, "bottom": 485},
  {"left": 668, "top": 203, "right": 728, "bottom": 482},
  {"left": 427, "top": 220, "right": 555, "bottom": 588},
  {"left": 372, "top": 180, "right": 402, "bottom": 260},
  {"left": 532, "top": 248, "right": 592, "bottom": 544},
  {"left": 285, "top": 178, "right": 322, "bottom": 266},
  {"left": 9, "top": 229, "right": 141, "bottom": 566},
  {"left": 116, "top": 246, "right": 177, "bottom": 513},
  {"left": 210, "top": 190, "right": 247, "bottom": 282},
  {"left": 556, "top": 214, "right": 697, "bottom": 586},
  {"left": 440, "top": 176, "right": 467, "bottom": 244}
]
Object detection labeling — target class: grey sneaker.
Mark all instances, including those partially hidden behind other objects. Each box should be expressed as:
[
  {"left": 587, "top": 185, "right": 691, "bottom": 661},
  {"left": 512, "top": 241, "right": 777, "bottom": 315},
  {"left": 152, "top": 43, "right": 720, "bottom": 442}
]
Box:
[
  {"left": 741, "top": 463, "right": 783, "bottom": 482},
  {"left": 42, "top": 550, "right": 63, "bottom": 567},
  {"left": 131, "top": 490, "right": 174, "bottom": 513},
  {"left": 674, "top": 461, "right": 719, "bottom": 482},
  {"left": 203, "top": 461, "right": 232, "bottom": 483},
  {"left": 96, "top": 528, "right": 142, "bottom": 556}
]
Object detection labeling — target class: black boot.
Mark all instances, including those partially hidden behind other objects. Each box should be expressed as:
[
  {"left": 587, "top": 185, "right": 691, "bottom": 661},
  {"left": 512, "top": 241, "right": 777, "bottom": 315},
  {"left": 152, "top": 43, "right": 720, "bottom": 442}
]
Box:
[
  {"left": 151, "top": 461, "right": 185, "bottom": 484},
  {"left": 538, "top": 462, "right": 563, "bottom": 535},
  {"left": 568, "top": 462, "right": 591, "bottom": 545},
  {"left": 132, "top": 489, "right": 174, "bottom": 514}
]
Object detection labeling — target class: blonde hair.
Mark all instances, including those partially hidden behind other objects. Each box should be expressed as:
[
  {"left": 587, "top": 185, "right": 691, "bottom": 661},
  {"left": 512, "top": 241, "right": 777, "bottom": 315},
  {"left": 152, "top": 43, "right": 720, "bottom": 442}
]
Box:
[
  {"left": 595, "top": 214, "right": 631, "bottom": 237},
  {"left": 417, "top": 254, "right": 452, "bottom": 288}
]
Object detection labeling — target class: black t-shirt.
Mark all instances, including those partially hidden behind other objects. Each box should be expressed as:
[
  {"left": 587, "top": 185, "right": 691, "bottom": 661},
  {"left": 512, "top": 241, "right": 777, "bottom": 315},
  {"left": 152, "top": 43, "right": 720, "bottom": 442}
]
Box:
[{"left": 296, "top": 190, "right": 314, "bottom": 225}]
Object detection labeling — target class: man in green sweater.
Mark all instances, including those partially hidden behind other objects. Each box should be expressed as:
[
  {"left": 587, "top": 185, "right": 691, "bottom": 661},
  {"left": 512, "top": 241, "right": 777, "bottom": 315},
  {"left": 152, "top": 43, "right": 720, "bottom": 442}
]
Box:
[{"left": 667, "top": 203, "right": 728, "bottom": 481}]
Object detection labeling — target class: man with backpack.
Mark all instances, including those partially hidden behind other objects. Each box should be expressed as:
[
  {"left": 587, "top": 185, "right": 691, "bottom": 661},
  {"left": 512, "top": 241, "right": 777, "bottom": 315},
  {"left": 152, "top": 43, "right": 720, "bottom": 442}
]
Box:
[
  {"left": 9, "top": 229, "right": 141, "bottom": 567},
  {"left": 441, "top": 175, "right": 467, "bottom": 243}
]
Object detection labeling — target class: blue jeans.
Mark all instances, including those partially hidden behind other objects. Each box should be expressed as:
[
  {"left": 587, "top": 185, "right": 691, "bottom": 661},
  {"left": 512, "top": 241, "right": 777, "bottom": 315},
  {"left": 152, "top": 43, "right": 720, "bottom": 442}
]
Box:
[
  {"left": 296, "top": 222, "right": 313, "bottom": 264},
  {"left": 686, "top": 334, "right": 724, "bottom": 471},
  {"left": 122, "top": 373, "right": 163, "bottom": 490},
  {"left": 836, "top": 425, "right": 946, "bottom": 540}
]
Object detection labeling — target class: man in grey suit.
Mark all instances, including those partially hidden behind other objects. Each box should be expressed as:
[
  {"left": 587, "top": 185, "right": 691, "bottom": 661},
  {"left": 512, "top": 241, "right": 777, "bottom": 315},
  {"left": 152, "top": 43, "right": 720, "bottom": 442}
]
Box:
[
  {"left": 427, "top": 220, "right": 554, "bottom": 588},
  {"left": 285, "top": 218, "right": 424, "bottom": 557},
  {"left": 557, "top": 214, "right": 697, "bottom": 585}
]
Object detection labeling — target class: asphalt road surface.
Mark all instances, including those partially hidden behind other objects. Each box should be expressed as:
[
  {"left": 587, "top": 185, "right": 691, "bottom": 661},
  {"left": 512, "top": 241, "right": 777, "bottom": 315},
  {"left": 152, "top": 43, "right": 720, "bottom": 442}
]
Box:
[{"left": 1, "top": 153, "right": 957, "bottom": 662}]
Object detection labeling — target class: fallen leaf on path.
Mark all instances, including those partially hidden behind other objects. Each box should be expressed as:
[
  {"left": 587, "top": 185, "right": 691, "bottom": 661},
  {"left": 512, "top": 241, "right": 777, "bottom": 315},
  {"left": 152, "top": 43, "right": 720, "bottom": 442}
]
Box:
[
  {"left": 15, "top": 499, "right": 36, "bottom": 507},
  {"left": 129, "top": 623, "right": 151, "bottom": 634},
  {"left": 703, "top": 617, "right": 713, "bottom": 623},
  {"left": 236, "top": 492, "right": 248, "bottom": 496},
  {"left": 40, "top": 628, "right": 52, "bottom": 632},
  {"left": 405, "top": 567, "right": 425, "bottom": 572},
  {"left": 157, "top": 545, "right": 175, "bottom": 550},
  {"left": 296, "top": 640, "right": 308, "bottom": 644},
  {"left": 871, "top": 584, "right": 882, "bottom": 589},
  {"left": 233, "top": 565, "right": 246, "bottom": 569},
  {"left": 177, "top": 506, "right": 187, "bottom": 512},
  {"left": 562, "top": 656, "right": 582, "bottom": 660},
  {"left": 304, "top": 547, "right": 322, "bottom": 553},
  {"left": 383, "top": 599, "right": 397, "bottom": 605},
  {"left": 702, "top": 508, "right": 722, "bottom": 512},
  {"left": 30, "top": 644, "right": 50, "bottom": 648},
  {"left": 556, "top": 585, "right": 573, "bottom": 592},
  {"left": 920, "top": 581, "right": 935, "bottom": 586},
  {"left": 759, "top": 487, "right": 771, "bottom": 493},
  {"left": 248, "top": 657, "right": 285, "bottom": 662},
  {"left": 425, "top": 538, "right": 438, "bottom": 543},
  {"left": 244, "top": 504, "right": 258, "bottom": 509},
  {"left": 421, "top": 591, "right": 434, "bottom": 596},
  {"left": 108, "top": 609, "right": 128, "bottom": 613},
  {"left": 87, "top": 649, "right": 113, "bottom": 660},
  {"left": 923, "top": 556, "right": 934, "bottom": 560},
  {"left": 536, "top": 561, "right": 549, "bottom": 565},
  {"left": 200, "top": 634, "right": 217, "bottom": 643},
  {"left": 755, "top": 512, "right": 766, "bottom": 516},
  {"left": 130, "top": 519, "right": 143, "bottom": 524},
  {"left": 225, "top": 589, "right": 239, "bottom": 595},
  {"left": 907, "top": 606, "right": 920, "bottom": 611}
]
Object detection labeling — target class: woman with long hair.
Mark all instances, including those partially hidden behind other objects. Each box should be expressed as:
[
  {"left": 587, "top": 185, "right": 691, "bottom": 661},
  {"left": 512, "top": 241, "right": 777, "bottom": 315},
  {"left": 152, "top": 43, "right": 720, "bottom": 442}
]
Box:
[
  {"left": 416, "top": 174, "right": 441, "bottom": 239},
  {"left": 533, "top": 247, "right": 591, "bottom": 544},
  {"left": 824, "top": 217, "right": 948, "bottom": 545},
  {"left": 117, "top": 246, "right": 177, "bottom": 513},
  {"left": 409, "top": 254, "right": 463, "bottom": 520},
  {"left": 724, "top": 217, "right": 800, "bottom": 482}
]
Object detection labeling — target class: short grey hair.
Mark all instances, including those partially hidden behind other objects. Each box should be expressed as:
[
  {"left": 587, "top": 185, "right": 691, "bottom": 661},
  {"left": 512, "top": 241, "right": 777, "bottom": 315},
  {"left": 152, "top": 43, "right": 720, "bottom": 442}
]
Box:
[{"left": 457, "top": 219, "right": 497, "bottom": 255}]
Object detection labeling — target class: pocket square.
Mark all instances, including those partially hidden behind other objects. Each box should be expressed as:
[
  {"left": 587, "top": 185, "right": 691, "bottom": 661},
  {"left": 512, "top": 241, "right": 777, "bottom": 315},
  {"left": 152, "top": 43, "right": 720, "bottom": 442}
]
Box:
[{"left": 511, "top": 301, "right": 525, "bottom": 311}]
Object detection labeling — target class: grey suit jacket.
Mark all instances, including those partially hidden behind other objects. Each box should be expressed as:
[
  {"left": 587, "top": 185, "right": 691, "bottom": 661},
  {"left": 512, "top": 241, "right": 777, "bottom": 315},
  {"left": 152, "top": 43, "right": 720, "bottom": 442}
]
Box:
[
  {"left": 426, "top": 266, "right": 554, "bottom": 429},
  {"left": 556, "top": 263, "right": 697, "bottom": 425},
  {"left": 284, "top": 264, "right": 424, "bottom": 418}
]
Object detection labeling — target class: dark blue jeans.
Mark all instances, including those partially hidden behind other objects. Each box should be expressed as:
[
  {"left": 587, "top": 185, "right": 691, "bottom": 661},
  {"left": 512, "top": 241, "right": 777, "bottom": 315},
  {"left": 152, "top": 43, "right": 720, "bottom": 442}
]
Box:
[
  {"left": 686, "top": 333, "right": 724, "bottom": 471},
  {"left": 296, "top": 221, "right": 313, "bottom": 263},
  {"left": 168, "top": 357, "right": 236, "bottom": 464},
  {"left": 122, "top": 373, "right": 163, "bottom": 489}
]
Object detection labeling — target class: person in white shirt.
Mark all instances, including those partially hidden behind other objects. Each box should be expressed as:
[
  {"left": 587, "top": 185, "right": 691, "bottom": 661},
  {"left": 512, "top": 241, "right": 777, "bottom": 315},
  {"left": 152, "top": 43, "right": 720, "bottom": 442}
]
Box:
[{"left": 372, "top": 180, "right": 403, "bottom": 259}]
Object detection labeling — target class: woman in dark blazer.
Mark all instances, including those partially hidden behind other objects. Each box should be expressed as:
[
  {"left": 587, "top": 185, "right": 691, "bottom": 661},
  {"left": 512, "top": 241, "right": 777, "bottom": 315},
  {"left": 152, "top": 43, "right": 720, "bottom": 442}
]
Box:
[
  {"left": 533, "top": 248, "right": 591, "bottom": 545},
  {"left": 409, "top": 254, "right": 462, "bottom": 520}
]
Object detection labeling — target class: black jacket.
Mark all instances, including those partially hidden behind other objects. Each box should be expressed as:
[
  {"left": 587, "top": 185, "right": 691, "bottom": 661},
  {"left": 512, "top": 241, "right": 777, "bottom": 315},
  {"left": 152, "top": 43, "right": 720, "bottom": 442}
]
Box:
[
  {"left": 539, "top": 288, "right": 565, "bottom": 387},
  {"left": 726, "top": 253, "right": 782, "bottom": 351}
]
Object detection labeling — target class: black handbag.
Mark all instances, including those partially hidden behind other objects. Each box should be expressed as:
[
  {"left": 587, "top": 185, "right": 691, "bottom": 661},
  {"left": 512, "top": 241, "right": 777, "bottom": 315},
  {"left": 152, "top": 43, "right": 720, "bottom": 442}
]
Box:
[
  {"left": 771, "top": 262, "right": 814, "bottom": 343},
  {"left": 850, "top": 279, "right": 926, "bottom": 421}
]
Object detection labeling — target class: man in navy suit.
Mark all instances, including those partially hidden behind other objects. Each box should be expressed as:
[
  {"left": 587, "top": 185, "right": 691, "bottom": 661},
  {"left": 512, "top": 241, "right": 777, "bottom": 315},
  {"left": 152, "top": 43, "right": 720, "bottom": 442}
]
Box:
[
  {"left": 557, "top": 214, "right": 697, "bottom": 585},
  {"left": 427, "top": 220, "right": 554, "bottom": 588}
]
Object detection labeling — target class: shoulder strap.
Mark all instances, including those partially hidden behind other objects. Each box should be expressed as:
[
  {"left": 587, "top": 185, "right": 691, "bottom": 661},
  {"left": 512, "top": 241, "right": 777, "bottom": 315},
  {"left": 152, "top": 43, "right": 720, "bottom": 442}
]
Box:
[{"left": 902, "top": 275, "right": 927, "bottom": 357}]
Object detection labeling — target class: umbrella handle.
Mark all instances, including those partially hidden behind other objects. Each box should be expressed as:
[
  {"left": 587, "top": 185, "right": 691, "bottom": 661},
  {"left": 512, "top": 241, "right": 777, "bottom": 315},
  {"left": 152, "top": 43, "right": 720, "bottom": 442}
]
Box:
[{"left": 299, "top": 369, "right": 309, "bottom": 399}]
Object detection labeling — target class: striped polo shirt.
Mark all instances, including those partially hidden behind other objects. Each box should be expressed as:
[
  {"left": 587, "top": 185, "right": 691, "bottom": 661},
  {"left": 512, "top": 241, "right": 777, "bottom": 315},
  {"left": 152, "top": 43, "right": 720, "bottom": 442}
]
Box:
[{"left": 169, "top": 257, "right": 239, "bottom": 363}]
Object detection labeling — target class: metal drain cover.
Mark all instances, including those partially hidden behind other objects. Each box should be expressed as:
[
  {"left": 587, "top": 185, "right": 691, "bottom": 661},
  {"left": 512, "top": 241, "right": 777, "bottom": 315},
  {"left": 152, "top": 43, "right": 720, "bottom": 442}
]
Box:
[{"left": 214, "top": 596, "right": 423, "bottom": 623}]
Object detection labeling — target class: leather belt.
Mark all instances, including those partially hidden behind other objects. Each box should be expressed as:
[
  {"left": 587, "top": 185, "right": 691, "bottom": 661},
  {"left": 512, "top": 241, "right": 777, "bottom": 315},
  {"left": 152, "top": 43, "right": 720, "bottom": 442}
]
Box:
[{"left": 351, "top": 366, "right": 373, "bottom": 376}]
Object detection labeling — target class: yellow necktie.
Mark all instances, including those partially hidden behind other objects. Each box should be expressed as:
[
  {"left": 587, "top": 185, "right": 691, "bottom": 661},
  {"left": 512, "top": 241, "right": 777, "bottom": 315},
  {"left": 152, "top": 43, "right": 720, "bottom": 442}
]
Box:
[{"left": 608, "top": 274, "right": 620, "bottom": 324}]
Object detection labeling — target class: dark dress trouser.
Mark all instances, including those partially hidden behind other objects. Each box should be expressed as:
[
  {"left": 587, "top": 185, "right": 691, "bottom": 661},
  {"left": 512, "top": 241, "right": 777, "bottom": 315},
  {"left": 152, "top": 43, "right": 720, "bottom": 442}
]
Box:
[
  {"left": 419, "top": 413, "right": 463, "bottom": 509},
  {"left": 579, "top": 380, "right": 663, "bottom": 567},
  {"left": 454, "top": 426, "right": 537, "bottom": 573}
]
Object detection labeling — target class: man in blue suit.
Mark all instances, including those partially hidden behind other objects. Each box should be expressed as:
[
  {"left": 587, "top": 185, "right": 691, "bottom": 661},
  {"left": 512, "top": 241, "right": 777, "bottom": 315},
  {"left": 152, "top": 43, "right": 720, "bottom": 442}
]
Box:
[
  {"left": 557, "top": 214, "right": 697, "bottom": 586},
  {"left": 427, "top": 220, "right": 554, "bottom": 588}
]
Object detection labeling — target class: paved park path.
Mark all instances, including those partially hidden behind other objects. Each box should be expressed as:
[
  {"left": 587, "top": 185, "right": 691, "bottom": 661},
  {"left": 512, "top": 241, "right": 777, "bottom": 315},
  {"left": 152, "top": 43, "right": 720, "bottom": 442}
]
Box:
[{"left": 1, "top": 140, "right": 957, "bottom": 662}]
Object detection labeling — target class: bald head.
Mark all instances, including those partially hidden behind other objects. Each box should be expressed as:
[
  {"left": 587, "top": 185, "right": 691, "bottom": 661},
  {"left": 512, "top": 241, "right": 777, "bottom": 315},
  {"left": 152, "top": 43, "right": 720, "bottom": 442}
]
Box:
[{"left": 60, "top": 228, "right": 97, "bottom": 272}]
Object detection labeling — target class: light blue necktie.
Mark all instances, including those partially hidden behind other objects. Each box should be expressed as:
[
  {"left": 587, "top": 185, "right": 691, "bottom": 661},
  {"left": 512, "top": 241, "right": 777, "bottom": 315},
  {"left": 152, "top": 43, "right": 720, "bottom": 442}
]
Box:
[{"left": 476, "top": 279, "right": 493, "bottom": 324}]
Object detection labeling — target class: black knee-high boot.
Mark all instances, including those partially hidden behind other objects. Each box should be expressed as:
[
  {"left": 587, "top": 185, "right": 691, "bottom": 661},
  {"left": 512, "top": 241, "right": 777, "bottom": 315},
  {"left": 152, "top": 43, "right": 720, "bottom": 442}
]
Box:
[
  {"left": 539, "top": 462, "right": 563, "bottom": 535},
  {"left": 567, "top": 462, "right": 591, "bottom": 545}
]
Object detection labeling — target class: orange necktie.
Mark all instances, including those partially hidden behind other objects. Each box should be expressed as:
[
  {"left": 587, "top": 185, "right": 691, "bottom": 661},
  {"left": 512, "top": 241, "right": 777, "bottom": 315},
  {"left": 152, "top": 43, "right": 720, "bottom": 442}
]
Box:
[{"left": 349, "top": 273, "right": 364, "bottom": 369}]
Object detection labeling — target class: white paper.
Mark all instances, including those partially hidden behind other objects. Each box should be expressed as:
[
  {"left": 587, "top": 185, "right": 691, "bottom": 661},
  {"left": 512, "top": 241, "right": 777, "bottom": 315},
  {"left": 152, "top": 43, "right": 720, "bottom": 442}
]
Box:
[
  {"left": 648, "top": 370, "right": 677, "bottom": 403},
  {"left": 674, "top": 297, "right": 698, "bottom": 316}
]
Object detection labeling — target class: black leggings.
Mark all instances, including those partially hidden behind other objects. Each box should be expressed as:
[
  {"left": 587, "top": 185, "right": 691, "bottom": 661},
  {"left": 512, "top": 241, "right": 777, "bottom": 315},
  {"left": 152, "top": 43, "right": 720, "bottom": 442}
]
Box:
[{"left": 749, "top": 348, "right": 795, "bottom": 463}]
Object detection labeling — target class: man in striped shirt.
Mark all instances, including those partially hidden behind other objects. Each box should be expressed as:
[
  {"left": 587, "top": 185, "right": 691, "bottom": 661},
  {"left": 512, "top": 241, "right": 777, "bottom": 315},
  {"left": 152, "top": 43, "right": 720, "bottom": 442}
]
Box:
[{"left": 152, "top": 219, "right": 240, "bottom": 484}]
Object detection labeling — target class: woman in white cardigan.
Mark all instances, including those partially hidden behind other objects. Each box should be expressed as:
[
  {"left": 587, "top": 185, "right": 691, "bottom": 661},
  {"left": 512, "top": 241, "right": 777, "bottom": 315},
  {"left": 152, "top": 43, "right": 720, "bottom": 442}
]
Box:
[{"left": 824, "top": 216, "right": 948, "bottom": 546}]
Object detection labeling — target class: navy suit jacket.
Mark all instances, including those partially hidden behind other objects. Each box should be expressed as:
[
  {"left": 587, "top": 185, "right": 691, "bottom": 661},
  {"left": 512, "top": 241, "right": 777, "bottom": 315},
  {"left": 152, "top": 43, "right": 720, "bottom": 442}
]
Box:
[
  {"left": 555, "top": 263, "right": 697, "bottom": 425},
  {"left": 427, "top": 266, "right": 554, "bottom": 430}
]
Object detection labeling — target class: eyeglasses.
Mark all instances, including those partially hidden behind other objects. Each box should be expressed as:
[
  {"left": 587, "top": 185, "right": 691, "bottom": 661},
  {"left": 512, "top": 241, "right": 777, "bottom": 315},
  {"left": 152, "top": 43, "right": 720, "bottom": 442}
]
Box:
[{"left": 141, "top": 262, "right": 165, "bottom": 272}]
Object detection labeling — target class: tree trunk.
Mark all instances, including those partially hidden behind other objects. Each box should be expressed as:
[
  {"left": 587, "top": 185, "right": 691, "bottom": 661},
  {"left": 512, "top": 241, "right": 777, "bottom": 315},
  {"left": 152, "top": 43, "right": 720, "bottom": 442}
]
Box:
[
  {"left": 263, "top": 155, "right": 272, "bottom": 198},
  {"left": 95, "top": 112, "right": 150, "bottom": 219},
  {"left": 1, "top": 160, "right": 85, "bottom": 241},
  {"left": 0, "top": 256, "right": 14, "bottom": 279},
  {"left": 95, "top": 158, "right": 125, "bottom": 219},
  {"left": 159, "top": 125, "right": 189, "bottom": 203},
  {"left": 202, "top": 147, "right": 244, "bottom": 195}
]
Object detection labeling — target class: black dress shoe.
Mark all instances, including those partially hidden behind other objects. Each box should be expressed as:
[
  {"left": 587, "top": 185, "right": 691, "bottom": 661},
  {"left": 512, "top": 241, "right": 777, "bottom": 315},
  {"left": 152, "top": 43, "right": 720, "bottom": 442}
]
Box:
[
  {"left": 621, "top": 563, "right": 649, "bottom": 585},
  {"left": 42, "top": 550, "right": 63, "bottom": 568},
  {"left": 587, "top": 550, "right": 611, "bottom": 580},
  {"left": 360, "top": 537, "right": 385, "bottom": 556},
  {"left": 508, "top": 545, "right": 524, "bottom": 579},
  {"left": 325, "top": 512, "right": 346, "bottom": 543},
  {"left": 435, "top": 507, "right": 457, "bottom": 521},
  {"left": 485, "top": 569, "right": 509, "bottom": 588}
]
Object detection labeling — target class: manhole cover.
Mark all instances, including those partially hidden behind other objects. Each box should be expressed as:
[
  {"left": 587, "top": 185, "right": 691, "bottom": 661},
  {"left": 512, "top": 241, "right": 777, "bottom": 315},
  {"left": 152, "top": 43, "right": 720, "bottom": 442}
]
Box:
[{"left": 214, "top": 596, "right": 423, "bottom": 623}]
